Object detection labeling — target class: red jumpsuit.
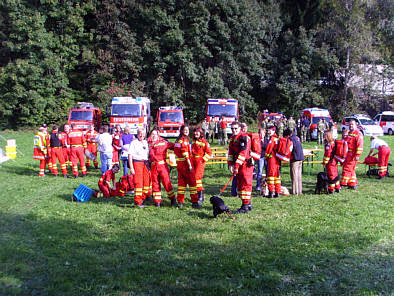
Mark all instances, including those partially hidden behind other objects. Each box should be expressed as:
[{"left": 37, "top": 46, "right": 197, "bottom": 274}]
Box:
[
  {"left": 323, "top": 141, "right": 340, "bottom": 192},
  {"left": 149, "top": 138, "right": 176, "bottom": 204},
  {"left": 85, "top": 130, "right": 99, "bottom": 168},
  {"left": 112, "top": 131, "right": 122, "bottom": 165},
  {"left": 33, "top": 131, "right": 48, "bottom": 177},
  {"left": 265, "top": 134, "right": 281, "bottom": 193},
  {"left": 378, "top": 146, "right": 391, "bottom": 177},
  {"left": 129, "top": 139, "right": 151, "bottom": 205},
  {"left": 50, "top": 131, "right": 68, "bottom": 177},
  {"left": 60, "top": 131, "right": 71, "bottom": 168},
  {"left": 341, "top": 129, "right": 363, "bottom": 187},
  {"left": 68, "top": 129, "right": 87, "bottom": 177},
  {"left": 43, "top": 131, "right": 53, "bottom": 172},
  {"left": 228, "top": 132, "right": 254, "bottom": 204},
  {"left": 191, "top": 138, "right": 212, "bottom": 192},
  {"left": 98, "top": 169, "right": 117, "bottom": 198},
  {"left": 115, "top": 175, "right": 135, "bottom": 197},
  {"left": 174, "top": 136, "right": 198, "bottom": 204}
]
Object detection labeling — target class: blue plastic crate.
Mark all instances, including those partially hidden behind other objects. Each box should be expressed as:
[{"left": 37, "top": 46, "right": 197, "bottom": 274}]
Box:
[{"left": 73, "top": 184, "right": 93, "bottom": 202}]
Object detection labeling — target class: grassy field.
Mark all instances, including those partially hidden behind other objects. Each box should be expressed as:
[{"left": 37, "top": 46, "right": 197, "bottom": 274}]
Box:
[{"left": 0, "top": 131, "right": 393, "bottom": 295}]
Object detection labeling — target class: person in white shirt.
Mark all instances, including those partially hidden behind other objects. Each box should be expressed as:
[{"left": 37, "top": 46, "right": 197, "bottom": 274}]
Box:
[
  {"left": 368, "top": 136, "right": 391, "bottom": 179},
  {"left": 128, "top": 128, "right": 151, "bottom": 207},
  {"left": 95, "top": 125, "right": 113, "bottom": 174}
]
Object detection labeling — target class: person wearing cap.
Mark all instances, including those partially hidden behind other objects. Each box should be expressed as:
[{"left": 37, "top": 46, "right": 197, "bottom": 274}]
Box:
[
  {"left": 85, "top": 124, "right": 99, "bottom": 169},
  {"left": 49, "top": 125, "right": 68, "bottom": 178},
  {"left": 368, "top": 136, "right": 391, "bottom": 179},
  {"left": 33, "top": 125, "right": 49, "bottom": 177},
  {"left": 68, "top": 123, "right": 87, "bottom": 178}
]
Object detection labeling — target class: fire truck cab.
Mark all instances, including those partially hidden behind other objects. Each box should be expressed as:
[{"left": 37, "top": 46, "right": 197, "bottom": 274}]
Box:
[
  {"left": 67, "top": 102, "right": 102, "bottom": 132},
  {"left": 302, "top": 108, "right": 332, "bottom": 139},
  {"left": 156, "top": 106, "right": 184, "bottom": 138},
  {"left": 110, "top": 96, "right": 151, "bottom": 135},
  {"left": 204, "top": 98, "right": 239, "bottom": 134}
]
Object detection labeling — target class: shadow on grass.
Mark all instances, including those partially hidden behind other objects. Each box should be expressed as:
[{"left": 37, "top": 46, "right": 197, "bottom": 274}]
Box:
[
  {"left": 1, "top": 164, "right": 37, "bottom": 177},
  {"left": 1, "top": 212, "right": 392, "bottom": 296}
]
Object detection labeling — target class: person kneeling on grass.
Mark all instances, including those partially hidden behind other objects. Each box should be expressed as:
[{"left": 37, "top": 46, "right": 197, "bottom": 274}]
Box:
[{"left": 96, "top": 164, "right": 120, "bottom": 198}]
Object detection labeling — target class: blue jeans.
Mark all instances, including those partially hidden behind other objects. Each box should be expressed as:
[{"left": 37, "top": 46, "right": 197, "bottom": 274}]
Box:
[
  {"left": 100, "top": 152, "right": 113, "bottom": 174},
  {"left": 256, "top": 157, "right": 267, "bottom": 189},
  {"left": 121, "top": 157, "right": 129, "bottom": 176},
  {"left": 231, "top": 176, "right": 238, "bottom": 196}
]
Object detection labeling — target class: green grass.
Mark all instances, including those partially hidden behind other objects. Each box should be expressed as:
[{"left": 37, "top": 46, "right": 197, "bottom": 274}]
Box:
[{"left": 1, "top": 131, "right": 393, "bottom": 295}]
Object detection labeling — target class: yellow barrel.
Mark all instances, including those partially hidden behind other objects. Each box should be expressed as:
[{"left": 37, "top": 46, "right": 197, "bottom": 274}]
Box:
[{"left": 5, "top": 139, "right": 16, "bottom": 159}]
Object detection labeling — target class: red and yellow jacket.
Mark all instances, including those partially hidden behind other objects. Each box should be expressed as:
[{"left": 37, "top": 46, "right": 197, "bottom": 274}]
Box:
[
  {"left": 265, "top": 134, "right": 279, "bottom": 160},
  {"left": 174, "top": 136, "right": 191, "bottom": 162},
  {"left": 192, "top": 138, "right": 212, "bottom": 162},
  {"left": 85, "top": 130, "right": 98, "bottom": 145},
  {"left": 68, "top": 130, "right": 87, "bottom": 148},
  {"left": 323, "top": 140, "right": 335, "bottom": 166},
  {"left": 346, "top": 129, "right": 363, "bottom": 158},
  {"left": 33, "top": 131, "right": 48, "bottom": 160},
  {"left": 149, "top": 138, "right": 175, "bottom": 164},
  {"left": 228, "top": 132, "right": 251, "bottom": 171}
]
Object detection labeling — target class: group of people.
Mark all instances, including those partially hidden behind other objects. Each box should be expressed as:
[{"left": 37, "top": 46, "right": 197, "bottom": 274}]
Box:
[{"left": 33, "top": 116, "right": 391, "bottom": 213}]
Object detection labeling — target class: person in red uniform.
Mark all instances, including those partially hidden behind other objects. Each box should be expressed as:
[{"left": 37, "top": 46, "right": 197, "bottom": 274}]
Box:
[
  {"left": 41, "top": 124, "right": 53, "bottom": 173},
  {"left": 61, "top": 124, "right": 71, "bottom": 168},
  {"left": 341, "top": 120, "right": 363, "bottom": 189},
  {"left": 368, "top": 136, "right": 391, "bottom": 179},
  {"left": 49, "top": 125, "right": 68, "bottom": 178},
  {"left": 265, "top": 125, "right": 280, "bottom": 198},
  {"left": 33, "top": 125, "right": 49, "bottom": 177},
  {"left": 191, "top": 127, "right": 212, "bottom": 204},
  {"left": 174, "top": 124, "right": 200, "bottom": 208},
  {"left": 97, "top": 164, "right": 120, "bottom": 198},
  {"left": 85, "top": 124, "right": 99, "bottom": 168},
  {"left": 68, "top": 123, "right": 87, "bottom": 178},
  {"left": 228, "top": 121, "right": 254, "bottom": 213},
  {"left": 322, "top": 131, "right": 340, "bottom": 194},
  {"left": 128, "top": 128, "right": 151, "bottom": 208},
  {"left": 115, "top": 174, "right": 134, "bottom": 197},
  {"left": 148, "top": 129, "right": 176, "bottom": 207},
  {"left": 112, "top": 124, "right": 122, "bottom": 166}
]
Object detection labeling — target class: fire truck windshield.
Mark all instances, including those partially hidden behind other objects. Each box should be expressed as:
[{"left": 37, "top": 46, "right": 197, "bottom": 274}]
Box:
[
  {"left": 111, "top": 104, "right": 141, "bottom": 117},
  {"left": 70, "top": 110, "right": 93, "bottom": 121},
  {"left": 160, "top": 112, "right": 183, "bottom": 123},
  {"left": 311, "top": 116, "right": 330, "bottom": 124},
  {"left": 207, "top": 104, "right": 237, "bottom": 117}
]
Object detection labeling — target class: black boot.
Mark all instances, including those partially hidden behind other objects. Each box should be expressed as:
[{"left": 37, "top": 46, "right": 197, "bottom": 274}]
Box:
[
  {"left": 198, "top": 191, "right": 205, "bottom": 203},
  {"left": 233, "top": 204, "right": 252, "bottom": 214},
  {"left": 155, "top": 202, "right": 161, "bottom": 207},
  {"left": 192, "top": 202, "right": 202, "bottom": 209},
  {"left": 267, "top": 191, "right": 274, "bottom": 198},
  {"left": 274, "top": 193, "right": 280, "bottom": 198},
  {"left": 170, "top": 198, "right": 177, "bottom": 207}
]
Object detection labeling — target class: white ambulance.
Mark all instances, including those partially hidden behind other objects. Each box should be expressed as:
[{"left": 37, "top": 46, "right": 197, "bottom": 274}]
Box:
[{"left": 373, "top": 111, "right": 394, "bottom": 135}]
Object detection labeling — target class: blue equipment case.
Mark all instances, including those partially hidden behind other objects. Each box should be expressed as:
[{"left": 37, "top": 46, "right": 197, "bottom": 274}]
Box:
[{"left": 73, "top": 184, "right": 93, "bottom": 202}]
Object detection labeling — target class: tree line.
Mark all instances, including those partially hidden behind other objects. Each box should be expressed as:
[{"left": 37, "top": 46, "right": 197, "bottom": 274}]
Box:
[{"left": 0, "top": 0, "right": 392, "bottom": 129}]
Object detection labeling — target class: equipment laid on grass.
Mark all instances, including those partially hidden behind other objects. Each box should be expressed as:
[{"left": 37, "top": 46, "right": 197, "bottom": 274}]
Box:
[{"left": 72, "top": 184, "right": 94, "bottom": 202}]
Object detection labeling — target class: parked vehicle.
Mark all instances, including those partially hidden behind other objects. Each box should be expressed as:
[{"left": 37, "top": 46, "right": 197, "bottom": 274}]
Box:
[
  {"left": 341, "top": 114, "right": 383, "bottom": 136},
  {"left": 301, "top": 108, "right": 332, "bottom": 139},
  {"left": 156, "top": 106, "right": 184, "bottom": 138},
  {"left": 67, "top": 102, "right": 102, "bottom": 133},
  {"left": 373, "top": 111, "right": 394, "bottom": 135},
  {"left": 204, "top": 98, "right": 239, "bottom": 134},
  {"left": 109, "top": 97, "right": 150, "bottom": 135}
]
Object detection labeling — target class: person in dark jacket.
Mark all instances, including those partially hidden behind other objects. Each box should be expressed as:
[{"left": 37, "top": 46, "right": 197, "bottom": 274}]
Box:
[
  {"left": 256, "top": 128, "right": 269, "bottom": 192},
  {"left": 289, "top": 130, "right": 304, "bottom": 195}
]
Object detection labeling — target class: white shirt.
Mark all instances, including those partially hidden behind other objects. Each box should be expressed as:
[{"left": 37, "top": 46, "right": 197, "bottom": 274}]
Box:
[
  {"left": 129, "top": 139, "right": 149, "bottom": 161},
  {"left": 371, "top": 138, "right": 388, "bottom": 150},
  {"left": 96, "top": 133, "right": 113, "bottom": 153}
]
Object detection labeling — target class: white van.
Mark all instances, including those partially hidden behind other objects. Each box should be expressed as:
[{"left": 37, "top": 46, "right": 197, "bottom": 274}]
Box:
[{"left": 373, "top": 111, "right": 394, "bottom": 135}]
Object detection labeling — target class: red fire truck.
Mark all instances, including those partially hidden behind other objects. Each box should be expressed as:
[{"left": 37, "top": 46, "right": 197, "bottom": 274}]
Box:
[
  {"left": 156, "top": 106, "right": 184, "bottom": 138},
  {"left": 302, "top": 108, "right": 332, "bottom": 139},
  {"left": 204, "top": 98, "right": 239, "bottom": 134},
  {"left": 67, "top": 102, "right": 102, "bottom": 132},
  {"left": 109, "top": 96, "right": 151, "bottom": 135}
]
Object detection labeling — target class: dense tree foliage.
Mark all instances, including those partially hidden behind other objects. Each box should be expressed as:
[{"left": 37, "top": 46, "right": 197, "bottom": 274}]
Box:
[{"left": 0, "top": 0, "right": 392, "bottom": 128}]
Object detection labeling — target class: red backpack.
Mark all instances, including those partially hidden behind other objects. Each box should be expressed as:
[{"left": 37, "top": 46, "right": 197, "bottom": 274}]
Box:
[
  {"left": 275, "top": 137, "right": 293, "bottom": 162},
  {"left": 334, "top": 139, "right": 348, "bottom": 164},
  {"left": 248, "top": 133, "right": 262, "bottom": 161}
]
